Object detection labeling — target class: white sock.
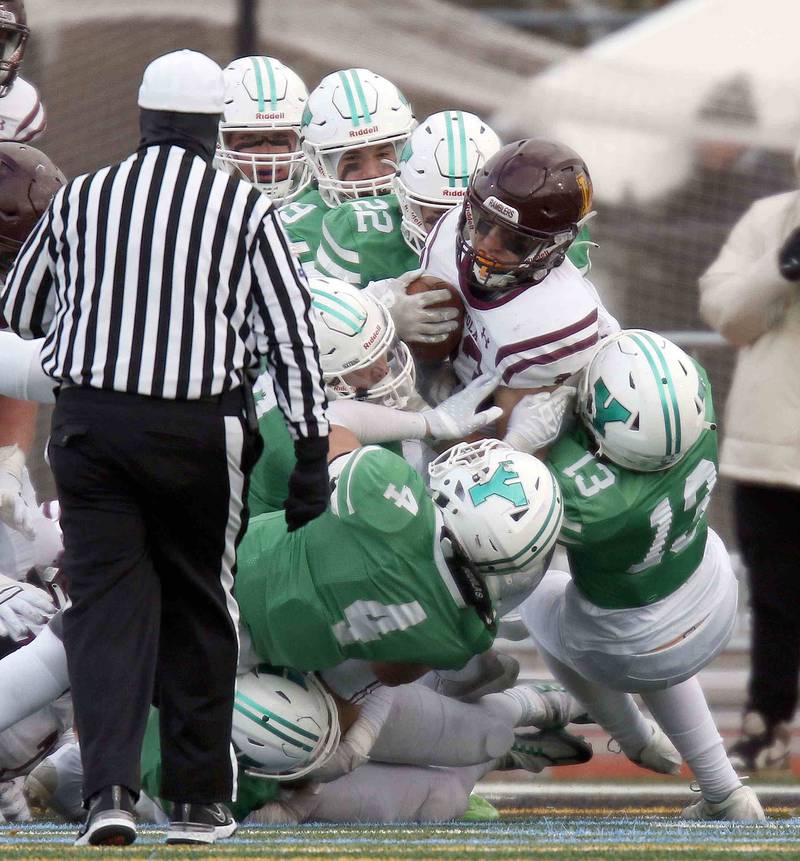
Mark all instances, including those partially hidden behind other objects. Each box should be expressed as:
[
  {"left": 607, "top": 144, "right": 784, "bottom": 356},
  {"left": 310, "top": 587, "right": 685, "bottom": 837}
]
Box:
[
  {"left": 0, "top": 622, "right": 68, "bottom": 732},
  {"left": 371, "top": 683, "right": 513, "bottom": 766},
  {"left": 642, "top": 678, "right": 741, "bottom": 802},
  {"left": 538, "top": 646, "right": 652, "bottom": 757}
]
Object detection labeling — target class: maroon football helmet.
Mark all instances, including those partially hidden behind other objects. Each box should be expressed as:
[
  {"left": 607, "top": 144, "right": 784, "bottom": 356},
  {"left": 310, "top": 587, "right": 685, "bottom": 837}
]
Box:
[
  {"left": 0, "top": 1, "right": 28, "bottom": 96},
  {"left": 456, "top": 138, "right": 593, "bottom": 301},
  {"left": 0, "top": 142, "right": 65, "bottom": 278}
]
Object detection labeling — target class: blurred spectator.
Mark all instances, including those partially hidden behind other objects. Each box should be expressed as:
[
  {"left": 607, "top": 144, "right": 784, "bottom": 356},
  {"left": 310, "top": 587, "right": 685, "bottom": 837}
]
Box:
[
  {"left": 595, "top": 74, "right": 795, "bottom": 333},
  {"left": 697, "top": 140, "right": 800, "bottom": 773}
]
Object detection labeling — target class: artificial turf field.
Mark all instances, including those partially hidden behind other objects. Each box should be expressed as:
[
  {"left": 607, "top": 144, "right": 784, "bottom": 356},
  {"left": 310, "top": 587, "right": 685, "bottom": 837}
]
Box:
[{"left": 3, "top": 783, "right": 799, "bottom": 860}]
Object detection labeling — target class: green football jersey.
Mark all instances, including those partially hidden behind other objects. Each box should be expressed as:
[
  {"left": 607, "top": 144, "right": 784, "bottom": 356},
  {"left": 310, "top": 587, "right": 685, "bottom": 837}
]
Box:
[
  {"left": 315, "top": 194, "right": 419, "bottom": 289},
  {"left": 140, "top": 707, "right": 278, "bottom": 822},
  {"left": 547, "top": 368, "right": 718, "bottom": 609},
  {"left": 237, "top": 445, "right": 494, "bottom": 671},
  {"left": 568, "top": 224, "right": 594, "bottom": 274},
  {"left": 279, "top": 187, "right": 330, "bottom": 266},
  {"left": 249, "top": 405, "right": 402, "bottom": 516}
]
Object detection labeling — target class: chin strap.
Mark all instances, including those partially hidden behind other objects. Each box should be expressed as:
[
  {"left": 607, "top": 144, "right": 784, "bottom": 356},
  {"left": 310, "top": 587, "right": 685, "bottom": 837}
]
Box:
[{"left": 440, "top": 529, "right": 495, "bottom": 629}]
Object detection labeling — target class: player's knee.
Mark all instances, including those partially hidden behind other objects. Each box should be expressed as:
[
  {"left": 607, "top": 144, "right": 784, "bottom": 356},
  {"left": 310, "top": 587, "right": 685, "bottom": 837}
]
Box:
[{"left": 417, "top": 772, "right": 469, "bottom": 822}]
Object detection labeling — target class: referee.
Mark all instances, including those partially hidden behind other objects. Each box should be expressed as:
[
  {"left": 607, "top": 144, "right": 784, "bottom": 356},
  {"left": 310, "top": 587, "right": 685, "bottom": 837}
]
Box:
[{"left": 0, "top": 50, "right": 329, "bottom": 846}]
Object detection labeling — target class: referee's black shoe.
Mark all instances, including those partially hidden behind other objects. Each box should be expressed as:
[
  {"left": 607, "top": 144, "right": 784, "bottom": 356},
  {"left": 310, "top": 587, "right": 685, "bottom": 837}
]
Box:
[
  {"left": 166, "top": 802, "right": 237, "bottom": 844},
  {"left": 74, "top": 785, "right": 137, "bottom": 846}
]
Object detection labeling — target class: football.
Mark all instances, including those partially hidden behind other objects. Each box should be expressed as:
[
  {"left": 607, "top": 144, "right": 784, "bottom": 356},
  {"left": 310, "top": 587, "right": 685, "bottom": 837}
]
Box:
[{"left": 404, "top": 276, "right": 465, "bottom": 362}]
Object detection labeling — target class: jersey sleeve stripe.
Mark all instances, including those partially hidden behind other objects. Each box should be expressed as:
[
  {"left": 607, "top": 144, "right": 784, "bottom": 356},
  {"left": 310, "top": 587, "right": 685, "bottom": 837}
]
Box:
[
  {"left": 15, "top": 98, "right": 41, "bottom": 136},
  {"left": 322, "top": 220, "right": 360, "bottom": 264},
  {"left": 336, "top": 445, "right": 377, "bottom": 514},
  {"left": 316, "top": 245, "right": 360, "bottom": 284},
  {"left": 495, "top": 308, "right": 598, "bottom": 365},
  {"left": 501, "top": 331, "right": 599, "bottom": 384}
]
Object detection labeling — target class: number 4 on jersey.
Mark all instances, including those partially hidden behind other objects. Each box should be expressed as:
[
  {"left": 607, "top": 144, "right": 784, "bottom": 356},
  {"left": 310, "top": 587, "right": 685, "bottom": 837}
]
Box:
[{"left": 384, "top": 483, "right": 419, "bottom": 515}]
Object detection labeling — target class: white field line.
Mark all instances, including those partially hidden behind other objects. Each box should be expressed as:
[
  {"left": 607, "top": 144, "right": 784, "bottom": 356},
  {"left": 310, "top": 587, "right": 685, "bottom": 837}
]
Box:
[{"left": 476, "top": 780, "right": 800, "bottom": 799}]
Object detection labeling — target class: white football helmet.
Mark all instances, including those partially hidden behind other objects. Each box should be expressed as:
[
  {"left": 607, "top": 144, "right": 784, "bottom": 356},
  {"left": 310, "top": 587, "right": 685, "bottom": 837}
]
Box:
[
  {"left": 429, "top": 440, "right": 563, "bottom": 617},
  {"left": 310, "top": 276, "right": 416, "bottom": 408},
  {"left": 394, "top": 111, "right": 502, "bottom": 254},
  {"left": 579, "top": 330, "right": 709, "bottom": 472},
  {"left": 302, "top": 68, "right": 415, "bottom": 207},
  {"left": 218, "top": 56, "right": 312, "bottom": 203},
  {"left": 232, "top": 666, "right": 340, "bottom": 782}
]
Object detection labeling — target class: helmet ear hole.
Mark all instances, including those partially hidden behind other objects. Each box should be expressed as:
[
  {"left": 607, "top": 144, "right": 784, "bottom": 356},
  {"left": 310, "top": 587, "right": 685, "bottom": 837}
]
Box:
[{"left": 630, "top": 413, "right": 640, "bottom": 431}]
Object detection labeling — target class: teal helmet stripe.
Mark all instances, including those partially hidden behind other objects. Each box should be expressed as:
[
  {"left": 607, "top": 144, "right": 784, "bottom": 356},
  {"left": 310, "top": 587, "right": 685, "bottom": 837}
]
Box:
[
  {"left": 456, "top": 111, "right": 469, "bottom": 187},
  {"left": 233, "top": 701, "right": 315, "bottom": 752},
  {"left": 629, "top": 333, "right": 675, "bottom": 456},
  {"left": 638, "top": 330, "right": 682, "bottom": 454},
  {"left": 312, "top": 300, "right": 365, "bottom": 333},
  {"left": 249, "top": 56, "right": 266, "bottom": 112},
  {"left": 444, "top": 113, "right": 457, "bottom": 188},
  {"left": 310, "top": 287, "right": 367, "bottom": 322},
  {"left": 338, "top": 71, "right": 360, "bottom": 126},
  {"left": 350, "top": 69, "right": 373, "bottom": 124},
  {"left": 260, "top": 56, "right": 278, "bottom": 110},
  {"left": 475, "top": 483, "right": 561, "bottom": 567},
  {"left": 236, "top": 690, "right": 320, "bottom": 741}
]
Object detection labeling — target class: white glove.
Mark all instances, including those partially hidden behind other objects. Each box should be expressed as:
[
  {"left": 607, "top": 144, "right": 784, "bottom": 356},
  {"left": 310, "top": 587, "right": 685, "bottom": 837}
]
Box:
[
  {"left": 0, "top": 445, "right": 35, "bottom": 540},
  {"left": 421, "top": 373, "right": 503, "bottom": 439},
  {"left": 0, "top": 573, "right": 56, "bottom": 641},
  {"left": 250, "top": 783, "right": 322, "bottom": 825},
  {"left": 314, "top": 686, "right": 394, "bottom": 783},
  {"left": 504, "top": 386, "right": 577, "bottom": 453},
  {"left": 365, "top": 269, "right": 460, "bottom": 344}
]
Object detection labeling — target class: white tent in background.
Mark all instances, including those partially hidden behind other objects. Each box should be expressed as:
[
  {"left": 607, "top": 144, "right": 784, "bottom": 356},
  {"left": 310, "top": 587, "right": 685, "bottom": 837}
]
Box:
[{"left": 492, "top": 0, "right": 800, "bottom": 204}]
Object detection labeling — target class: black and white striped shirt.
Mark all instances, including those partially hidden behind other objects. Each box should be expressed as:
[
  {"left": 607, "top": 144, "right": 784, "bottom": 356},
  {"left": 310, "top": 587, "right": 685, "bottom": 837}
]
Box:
[{"left": 0, "top": 144, "right": 328, "bottom": 440}]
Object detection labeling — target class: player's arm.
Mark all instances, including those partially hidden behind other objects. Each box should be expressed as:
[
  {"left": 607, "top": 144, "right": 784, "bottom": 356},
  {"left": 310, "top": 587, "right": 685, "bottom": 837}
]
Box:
[{"left": 326, "top": 374, "right": 501, "bottom": 448}]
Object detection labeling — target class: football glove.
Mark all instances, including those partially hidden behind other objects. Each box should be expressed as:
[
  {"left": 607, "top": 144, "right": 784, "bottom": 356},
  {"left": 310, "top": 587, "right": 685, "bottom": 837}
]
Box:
[
  {"left": 421, "top": 373, "right": 503, "bottom": 439},
  {"left": 0, "top": 445, "right": 35, "bottom": 540},
  {"left": 365, "top": 269, "right": 460, "bottom": 344},
  {"left": 0, "top": 573, "right": 56, "bottom": 641},
  {"left": 504, "top": 386, "right": 577, "bottom": 453}
]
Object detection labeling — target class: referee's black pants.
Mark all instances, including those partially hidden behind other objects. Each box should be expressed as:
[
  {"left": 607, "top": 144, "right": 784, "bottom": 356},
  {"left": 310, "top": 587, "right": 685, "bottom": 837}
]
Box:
[{"left": 48, "top": 386, "right": 262, "bottom": 804}]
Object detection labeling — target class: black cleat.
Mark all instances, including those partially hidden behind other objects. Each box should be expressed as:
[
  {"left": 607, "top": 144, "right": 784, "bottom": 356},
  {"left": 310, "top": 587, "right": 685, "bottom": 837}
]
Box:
[
  {"left": 74, "top": 785, "right": 136, "bottom": 846},
  {"left": 166, "top": 801, "right": 237, "bottom": 844}
]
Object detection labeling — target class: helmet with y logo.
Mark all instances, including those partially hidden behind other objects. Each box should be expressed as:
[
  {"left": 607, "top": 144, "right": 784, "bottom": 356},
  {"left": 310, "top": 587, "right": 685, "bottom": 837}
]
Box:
[
  {"left": 428, "top": 439, "right": 563, "bottom": 616},
  {"left": 579, "top": 330, "right": 709, "bottom": 472}
]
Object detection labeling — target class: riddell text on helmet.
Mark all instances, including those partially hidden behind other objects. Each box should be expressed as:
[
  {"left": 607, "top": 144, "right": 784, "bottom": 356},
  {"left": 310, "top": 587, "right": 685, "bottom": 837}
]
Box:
[{"left": 348, "top": 125, "right": 379, "bottom": 138}]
